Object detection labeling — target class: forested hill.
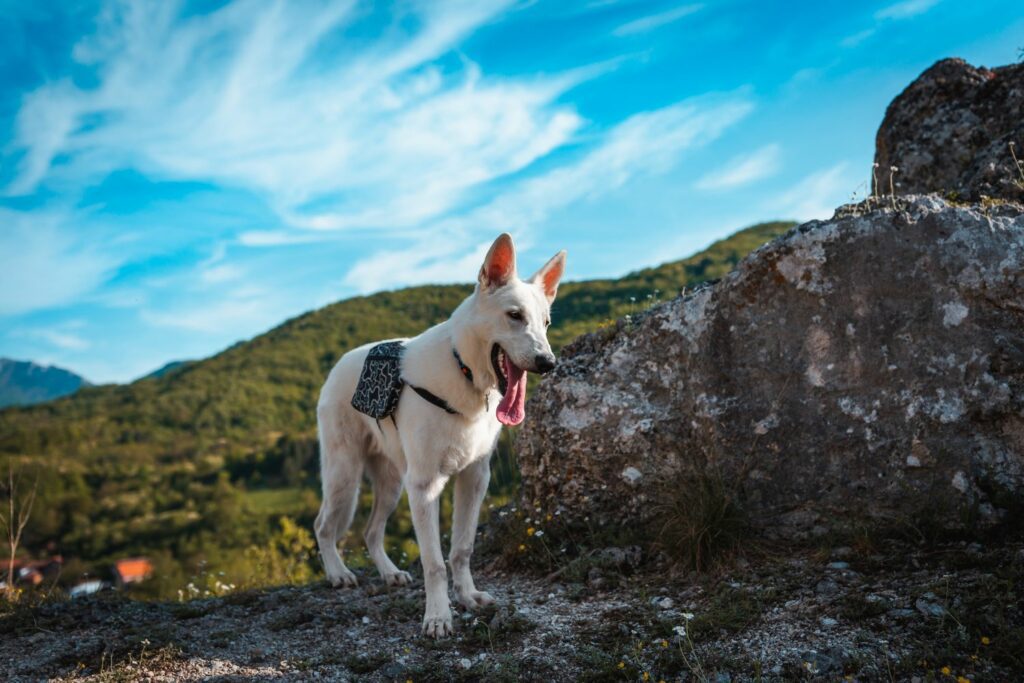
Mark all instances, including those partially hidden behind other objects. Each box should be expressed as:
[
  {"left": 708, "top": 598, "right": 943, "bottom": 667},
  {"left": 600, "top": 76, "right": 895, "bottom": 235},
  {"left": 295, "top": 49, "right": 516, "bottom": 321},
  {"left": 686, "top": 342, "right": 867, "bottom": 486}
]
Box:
[{"left": 0, "top": 220, "right": 795, "bottom": 464}]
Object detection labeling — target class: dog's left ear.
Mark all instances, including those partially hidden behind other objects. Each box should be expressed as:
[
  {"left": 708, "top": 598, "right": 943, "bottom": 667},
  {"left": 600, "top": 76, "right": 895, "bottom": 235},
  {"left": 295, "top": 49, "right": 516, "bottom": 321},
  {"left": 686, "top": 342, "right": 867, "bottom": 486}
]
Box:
[
  {"left": 529, "top": 250, "right": 566, "bottom": 303},
  {"left": 479, "top": 233, "right": 517, "bottom": 290}
]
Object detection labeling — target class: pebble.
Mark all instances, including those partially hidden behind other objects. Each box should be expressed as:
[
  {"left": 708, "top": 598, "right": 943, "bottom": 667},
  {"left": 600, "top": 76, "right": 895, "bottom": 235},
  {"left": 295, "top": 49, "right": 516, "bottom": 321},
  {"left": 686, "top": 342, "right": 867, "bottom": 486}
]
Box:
[
  {"left": 652, "top": 597, "right": 674, "bottom": 610},
  {"left": 460, "top": 658, "right": 472, "bottom": 669},
  {"left": 827, "top": 561, "right": 850, "bottom": 570},
  {"left": 820, "top": 617, "right": 838, "bottom": 627},
  {"left": 914, "top": 596, "right": 946, "bottom": 618}
]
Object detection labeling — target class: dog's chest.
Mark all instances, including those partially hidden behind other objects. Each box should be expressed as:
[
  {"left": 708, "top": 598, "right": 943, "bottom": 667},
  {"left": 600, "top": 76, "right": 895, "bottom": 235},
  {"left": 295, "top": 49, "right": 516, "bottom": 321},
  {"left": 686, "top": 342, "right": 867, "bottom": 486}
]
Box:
[{"left": 438, "top": 416, "right": 501, "bottom": 476}]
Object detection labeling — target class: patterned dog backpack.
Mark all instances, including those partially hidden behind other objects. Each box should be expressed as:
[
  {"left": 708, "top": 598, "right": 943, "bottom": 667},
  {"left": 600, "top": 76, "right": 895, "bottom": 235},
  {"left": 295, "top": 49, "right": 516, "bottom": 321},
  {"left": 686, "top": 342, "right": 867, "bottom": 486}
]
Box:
[{"left": 350, "top": 340, "right": 406, "bottom": 420}]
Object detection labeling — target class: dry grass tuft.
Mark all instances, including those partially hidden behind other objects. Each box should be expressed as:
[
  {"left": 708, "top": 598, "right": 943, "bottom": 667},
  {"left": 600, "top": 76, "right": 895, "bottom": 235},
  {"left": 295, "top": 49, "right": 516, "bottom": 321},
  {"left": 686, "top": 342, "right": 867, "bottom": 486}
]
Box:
[{"left": 651, "top": 469, "right": 749, "bottom": 573}]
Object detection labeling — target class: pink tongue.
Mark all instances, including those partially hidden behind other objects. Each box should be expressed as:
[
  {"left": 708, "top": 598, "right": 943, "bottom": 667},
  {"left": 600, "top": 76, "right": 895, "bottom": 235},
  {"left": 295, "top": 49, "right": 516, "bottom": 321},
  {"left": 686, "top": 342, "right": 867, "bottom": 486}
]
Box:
[{"left": 496, "top": 355, "right": 527, "bottom": 426}]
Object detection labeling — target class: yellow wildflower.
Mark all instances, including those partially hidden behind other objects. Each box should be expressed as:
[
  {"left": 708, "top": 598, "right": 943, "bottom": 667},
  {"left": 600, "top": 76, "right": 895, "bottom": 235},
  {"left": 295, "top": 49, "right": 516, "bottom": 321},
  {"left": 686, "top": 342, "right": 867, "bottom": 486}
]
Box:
[
  {"left": 981, "top": 636, "right": 990, "bottom": 645},
  {"left": 941, "top": 666, "right": 952, "bottom": 675},
  {"left": 642, "top": 673, "right": 650, "bottom": 682},
  {"left": 617, "top": 661, "right": 625, "bottom": 670},
  {"left": 527, "top": 527, "right": 536, "bottom": 536},
  {"left": 660, "top": 639, "right": 668, "bottom": 648},
  {"left": 957, "top": 677, "right": 971, "bottom": 683},
  {"left": 518, "top": 544, "right": 526, "bottom": 552}
]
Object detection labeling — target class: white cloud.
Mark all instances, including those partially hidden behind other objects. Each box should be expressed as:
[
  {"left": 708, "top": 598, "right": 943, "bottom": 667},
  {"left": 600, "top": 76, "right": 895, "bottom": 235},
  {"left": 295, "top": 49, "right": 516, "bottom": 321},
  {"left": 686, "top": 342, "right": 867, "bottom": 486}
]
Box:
[
  {"left": 695, "top": 143, "right": 781, "bottom": 190},
  {"left": 770, "top": 163, "right": 854, "bottom": 221},
  {"left": 10, "top": 321, "right": 92, "bottom": 351},
  {"left": 613, "top": 4, "right": 703, "bottom": 36},
  {"left": 875, "top": 0, "right": 940, "bottom": 20},
  {"left": 196, "top": 243, "right": 243, "bottom": 285},
  {"left": 344, "top": 93, "right": 754, "bottom": 292},
  {"left": 141, "top": 284, "right": 287, "bottom": 334},
  {"left": 237, "top": 230, "right": 328, "bottom": 248},
  {"left": 841, "top": 0, "right": 940, "bottom": 49},
  {"left": 5, "top": 0, "right": 586, "bottom": 236},
  {"left": 0, "top": 208, "right": 118, "bottom": 315},
  {"left": 840, "top": 28, "right": 876, "bottom": 48}
]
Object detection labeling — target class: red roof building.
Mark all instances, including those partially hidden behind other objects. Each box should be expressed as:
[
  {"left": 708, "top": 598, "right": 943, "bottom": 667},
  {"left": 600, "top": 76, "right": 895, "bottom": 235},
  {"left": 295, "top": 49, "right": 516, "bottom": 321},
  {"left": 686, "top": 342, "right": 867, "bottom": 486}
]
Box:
[{"left": 112, "top": 558, "right": 153, "bottom": 587}]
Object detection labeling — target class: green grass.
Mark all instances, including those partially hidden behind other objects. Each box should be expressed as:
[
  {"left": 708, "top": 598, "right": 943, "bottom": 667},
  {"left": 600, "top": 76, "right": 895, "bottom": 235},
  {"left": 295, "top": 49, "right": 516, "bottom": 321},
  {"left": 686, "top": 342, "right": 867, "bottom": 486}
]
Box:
[{"left": 242, "top": 487, "right": 311, "bottom": 516}]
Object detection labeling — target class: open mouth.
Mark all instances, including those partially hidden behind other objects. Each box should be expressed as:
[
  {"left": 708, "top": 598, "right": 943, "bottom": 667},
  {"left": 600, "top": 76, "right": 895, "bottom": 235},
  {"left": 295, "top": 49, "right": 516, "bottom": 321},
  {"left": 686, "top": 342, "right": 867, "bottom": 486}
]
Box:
[{"left": 491, "top": 344, "right": 527, "bottom": 426}]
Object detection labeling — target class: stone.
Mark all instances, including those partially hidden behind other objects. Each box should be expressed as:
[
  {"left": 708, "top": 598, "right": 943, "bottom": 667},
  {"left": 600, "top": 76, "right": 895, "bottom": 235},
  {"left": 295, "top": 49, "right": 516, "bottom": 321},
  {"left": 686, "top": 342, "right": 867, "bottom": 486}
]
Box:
[
  {"left": 874, "top": 58, "right": 1024, "bottom": 202},
  {"left": 652, "top": 596, "right": 674, "bottom": 610},
  {"left": 915, "top": 594, "right": 947, "bottom": 618},
  {"left": 519, "top": 196, "right": 1024, "bottom": 540}
]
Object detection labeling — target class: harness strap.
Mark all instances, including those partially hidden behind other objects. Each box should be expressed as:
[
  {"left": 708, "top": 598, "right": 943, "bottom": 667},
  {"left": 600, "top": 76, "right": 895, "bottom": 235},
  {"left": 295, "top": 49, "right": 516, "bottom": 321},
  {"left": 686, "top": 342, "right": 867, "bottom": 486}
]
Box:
[{"left": 407, "top": 383, "right": 460, "bottom": 415}]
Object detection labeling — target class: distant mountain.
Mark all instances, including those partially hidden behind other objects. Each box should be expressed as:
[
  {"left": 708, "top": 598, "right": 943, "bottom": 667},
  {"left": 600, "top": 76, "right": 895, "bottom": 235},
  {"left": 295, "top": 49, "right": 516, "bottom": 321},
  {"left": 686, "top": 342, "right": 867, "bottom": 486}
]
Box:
[
  {"left": 142, "top": 360, "right": 194, "bottom": 380},
  {"left": 0, "top": 358, "right": 90, "bottom": 408}
]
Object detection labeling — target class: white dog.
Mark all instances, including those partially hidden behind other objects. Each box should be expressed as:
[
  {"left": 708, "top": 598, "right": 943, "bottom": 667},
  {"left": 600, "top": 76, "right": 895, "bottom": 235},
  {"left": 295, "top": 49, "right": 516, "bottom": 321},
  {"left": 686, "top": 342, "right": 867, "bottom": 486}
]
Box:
[{"left": 315, "top": 233, "right": 565, "bottom": 638}]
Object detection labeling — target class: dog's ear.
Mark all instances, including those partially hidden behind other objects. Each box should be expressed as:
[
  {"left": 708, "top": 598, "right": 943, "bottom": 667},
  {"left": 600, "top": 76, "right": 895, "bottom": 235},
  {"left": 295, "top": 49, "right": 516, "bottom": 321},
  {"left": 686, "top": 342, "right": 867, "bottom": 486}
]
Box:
[
  {"left": 529, "top": 250, "right": 566, "bottom": 303},
  {"left": 479, "top": 233, "right": 517, "bottom": 290}
]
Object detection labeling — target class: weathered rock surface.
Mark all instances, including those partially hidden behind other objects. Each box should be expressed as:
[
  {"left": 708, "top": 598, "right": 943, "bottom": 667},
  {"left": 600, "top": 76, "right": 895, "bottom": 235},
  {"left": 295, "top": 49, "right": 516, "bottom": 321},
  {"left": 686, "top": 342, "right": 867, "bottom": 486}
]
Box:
[
  {"left": 519, "top": 195, "right": 1024, "bottom": 539},
  {"left": 874, "top": 58, "right": 1024, "bottom": 202}
]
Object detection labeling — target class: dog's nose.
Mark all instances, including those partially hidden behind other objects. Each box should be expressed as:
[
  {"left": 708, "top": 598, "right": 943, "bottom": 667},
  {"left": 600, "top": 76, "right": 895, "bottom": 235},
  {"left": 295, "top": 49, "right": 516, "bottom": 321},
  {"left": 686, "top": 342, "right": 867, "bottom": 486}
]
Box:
[{"left": 534, "top": 354, "right": 556, "bottom": 374}]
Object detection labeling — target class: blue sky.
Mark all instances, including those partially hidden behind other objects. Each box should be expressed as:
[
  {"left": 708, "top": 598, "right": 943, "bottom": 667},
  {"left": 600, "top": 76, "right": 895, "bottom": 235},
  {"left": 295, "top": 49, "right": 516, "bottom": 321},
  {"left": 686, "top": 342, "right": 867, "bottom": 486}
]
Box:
[{"left": 1, "top": 0, "right": 1021, "bottom": 384}]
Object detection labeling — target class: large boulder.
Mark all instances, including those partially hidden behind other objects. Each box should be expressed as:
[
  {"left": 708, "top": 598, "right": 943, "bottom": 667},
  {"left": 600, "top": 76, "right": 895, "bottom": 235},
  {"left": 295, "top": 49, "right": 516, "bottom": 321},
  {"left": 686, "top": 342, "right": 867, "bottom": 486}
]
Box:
[
  {"left": 874, "top": 58, "right": 1024, "bottom": 202},
  {"left": 519, "top": 196, "right": 1024, "bottom": 540}
]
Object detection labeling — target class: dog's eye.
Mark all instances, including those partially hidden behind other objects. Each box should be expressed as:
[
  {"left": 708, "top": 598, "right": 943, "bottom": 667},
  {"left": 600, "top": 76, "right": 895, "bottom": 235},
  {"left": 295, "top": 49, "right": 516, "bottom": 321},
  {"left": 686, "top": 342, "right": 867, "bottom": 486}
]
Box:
[{"left": 507, "top": 310, "right": 524, "bottom": 322}]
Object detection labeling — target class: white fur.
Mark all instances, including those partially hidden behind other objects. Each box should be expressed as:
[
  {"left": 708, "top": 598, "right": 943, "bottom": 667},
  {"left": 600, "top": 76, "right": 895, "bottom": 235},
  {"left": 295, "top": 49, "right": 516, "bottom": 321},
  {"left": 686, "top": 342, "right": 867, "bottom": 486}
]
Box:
[{"left": 315, "top": 234, "right": 565, "bottom": 638}]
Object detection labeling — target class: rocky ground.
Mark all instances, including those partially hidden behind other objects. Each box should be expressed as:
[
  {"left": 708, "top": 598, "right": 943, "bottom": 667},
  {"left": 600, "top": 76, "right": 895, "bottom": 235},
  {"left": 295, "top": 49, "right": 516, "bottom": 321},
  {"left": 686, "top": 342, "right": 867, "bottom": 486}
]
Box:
[{"left": 2, "top": 536, "right": 1022, "bottom": 682}]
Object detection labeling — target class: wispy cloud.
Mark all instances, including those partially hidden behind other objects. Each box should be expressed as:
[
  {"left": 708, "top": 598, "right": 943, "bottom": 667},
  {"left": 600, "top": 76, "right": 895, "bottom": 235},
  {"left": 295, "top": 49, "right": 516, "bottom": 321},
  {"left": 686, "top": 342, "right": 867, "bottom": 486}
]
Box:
[
  {"left": 771, "top": 163, "right": 853, "bottom": 221},
  {"left": 10, "top": 321, "right": 91, "bottom": 351},
  {"left": 696, "top": 143, "right": 781, "bottom": 190},
  {"left": 842, "top": 0, "right": 941, "bottom": 48},
  {"left": 345, "top": 93, "right": 754, "bottom": 292},
  {"left": 0, "top": 208, "right": 118, "bottom": 315},
  {"left": 875, "top": 0, "right": 941, "bottom": 20},
  {"left": 840, "top": 28, "right": 877, "bottom": 48},
  {"left": 141, "top": 284, "right": 288, "bottom": 334},
  {"left": 612, "top": 4, "right": 703, "bottom": 36},
  {"left": 4, "top": 0, "right": 585, "bottom": 236}
]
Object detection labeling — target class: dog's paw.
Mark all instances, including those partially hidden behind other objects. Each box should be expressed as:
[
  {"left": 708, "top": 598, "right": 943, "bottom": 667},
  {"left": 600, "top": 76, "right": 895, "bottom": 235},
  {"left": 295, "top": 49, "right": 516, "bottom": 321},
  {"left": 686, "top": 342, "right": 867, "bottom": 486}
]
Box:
[
  {"left": 327, "top": 568, "right": 358, "bottom": 588},
  {"left": 457, "top": 589, "right": 496, "bottom": 610},
  {"left": 383, "top": 570, "right": 413, "bottom": 587},
  {"left": 421, "top": 610, "right": 453, "bottom": 639}
]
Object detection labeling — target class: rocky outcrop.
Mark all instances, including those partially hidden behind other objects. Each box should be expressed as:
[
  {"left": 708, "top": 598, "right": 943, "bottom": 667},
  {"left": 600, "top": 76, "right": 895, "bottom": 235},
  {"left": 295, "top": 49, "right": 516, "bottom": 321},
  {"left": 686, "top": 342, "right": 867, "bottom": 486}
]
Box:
[
  {"left": 519, "top": 196, "right": 1024, "bottom": 539},
  {"left": 874, "top": 58, "right": 1024, "bottom": 202}
]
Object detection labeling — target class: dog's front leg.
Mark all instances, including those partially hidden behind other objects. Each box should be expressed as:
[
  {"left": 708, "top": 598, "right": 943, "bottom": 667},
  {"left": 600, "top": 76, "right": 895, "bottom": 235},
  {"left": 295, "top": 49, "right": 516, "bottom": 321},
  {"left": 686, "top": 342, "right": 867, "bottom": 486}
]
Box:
[
  {"left": 450, "top": 457, "right": 494, "bottom": 610},
  {"left": 407, "top": 475, "right": 452, "bottom": 638}
]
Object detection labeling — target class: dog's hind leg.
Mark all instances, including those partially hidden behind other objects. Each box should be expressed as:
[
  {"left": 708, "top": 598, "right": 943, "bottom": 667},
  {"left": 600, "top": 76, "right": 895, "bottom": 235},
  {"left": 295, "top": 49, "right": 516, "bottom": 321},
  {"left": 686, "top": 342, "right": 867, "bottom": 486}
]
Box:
[
  {"left": 450, "top": 456, "right": 494, "bottom": 610},
  {"left": 315, "top": 415, "right": 364, "bottom": 588},
  {"left": 363, "top": 454, "right": 412, "bottom": 587}
]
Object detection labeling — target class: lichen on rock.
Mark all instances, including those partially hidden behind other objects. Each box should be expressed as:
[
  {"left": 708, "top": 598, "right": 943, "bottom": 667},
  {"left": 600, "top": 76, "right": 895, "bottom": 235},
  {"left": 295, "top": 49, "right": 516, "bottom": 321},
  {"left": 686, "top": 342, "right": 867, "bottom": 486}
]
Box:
[{"left": 519, "top": 196, "right": 1024, "bottom": 542}]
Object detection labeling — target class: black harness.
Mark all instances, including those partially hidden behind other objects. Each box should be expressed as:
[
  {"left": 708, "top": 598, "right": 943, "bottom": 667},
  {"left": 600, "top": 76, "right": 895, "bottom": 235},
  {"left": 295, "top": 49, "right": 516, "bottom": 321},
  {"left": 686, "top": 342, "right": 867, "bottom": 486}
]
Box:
[{"left": 350, "top": 341, "right": 474, "bottom": 425}]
